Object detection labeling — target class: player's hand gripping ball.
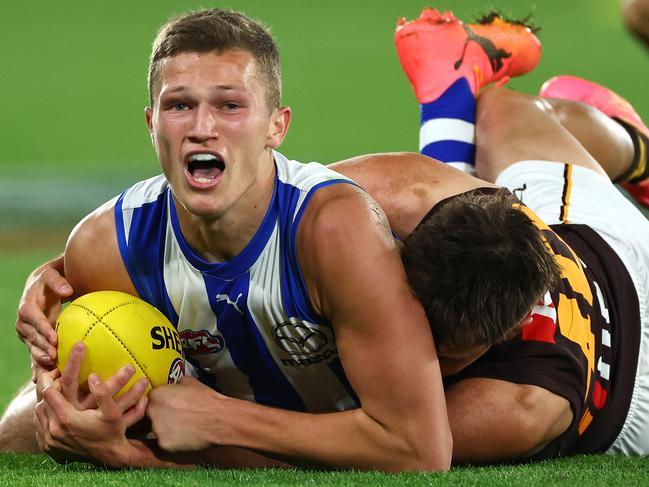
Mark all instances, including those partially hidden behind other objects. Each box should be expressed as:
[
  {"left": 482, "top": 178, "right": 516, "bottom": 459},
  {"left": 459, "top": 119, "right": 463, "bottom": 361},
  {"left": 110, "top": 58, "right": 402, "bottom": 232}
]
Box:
[{"left": 56, "top": 291, "right": 185, "bottom": 397}]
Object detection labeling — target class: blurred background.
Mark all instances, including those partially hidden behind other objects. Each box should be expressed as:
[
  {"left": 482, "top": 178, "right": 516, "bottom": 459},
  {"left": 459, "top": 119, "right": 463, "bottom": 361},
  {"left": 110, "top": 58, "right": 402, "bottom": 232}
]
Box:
[{"left": 2, "top": 0, "right": 648, "bottom": 406}]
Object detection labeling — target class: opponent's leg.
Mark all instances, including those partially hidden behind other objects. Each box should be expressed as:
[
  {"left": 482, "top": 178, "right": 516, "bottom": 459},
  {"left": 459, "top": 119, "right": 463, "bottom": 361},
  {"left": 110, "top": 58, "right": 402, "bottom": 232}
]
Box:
[
  {"left": 623, "top": 0, "right": 649, "bottom": 49},
  {"left": 475, "top": 87, "right": 610, "bottom": 182},
  {"left": 0, "top": 382, "right": 39, "bottom": 453},
  {"left": 540, "top": 75, "right": 649, "bottom": 208},
  {"left": 542, "top": 98, "right": 635, "bottom": 180},
  {"left": 395, "top": 8, "right": 541, "bottom": 174}
]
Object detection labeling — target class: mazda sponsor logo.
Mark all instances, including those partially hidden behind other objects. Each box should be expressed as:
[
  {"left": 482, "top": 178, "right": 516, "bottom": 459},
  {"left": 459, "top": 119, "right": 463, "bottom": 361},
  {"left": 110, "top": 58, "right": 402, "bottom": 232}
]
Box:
[{"left": 273, "top": 319, "right": 337, "bottom": 366}]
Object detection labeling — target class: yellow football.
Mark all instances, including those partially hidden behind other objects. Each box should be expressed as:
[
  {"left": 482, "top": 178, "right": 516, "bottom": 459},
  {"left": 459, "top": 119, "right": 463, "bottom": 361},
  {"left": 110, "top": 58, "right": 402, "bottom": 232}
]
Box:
[{"left": 56, "top": 291, "right": 185, "bottom": 397}]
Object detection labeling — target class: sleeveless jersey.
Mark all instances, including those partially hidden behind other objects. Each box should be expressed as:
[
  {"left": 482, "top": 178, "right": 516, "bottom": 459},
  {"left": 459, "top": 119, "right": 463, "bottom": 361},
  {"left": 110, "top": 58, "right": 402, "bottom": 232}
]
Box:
[
  {"left": 114, "top": 151, "right": 359, "bottom": 413},
  {"left": 446, "top": 190, "right": 641, "bottom": 458}
]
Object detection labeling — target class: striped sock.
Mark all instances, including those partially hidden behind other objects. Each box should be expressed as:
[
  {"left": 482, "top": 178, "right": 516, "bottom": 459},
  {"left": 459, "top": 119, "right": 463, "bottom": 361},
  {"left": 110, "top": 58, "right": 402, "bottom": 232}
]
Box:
[
  {"left": 613, "top": 118, "right": 649, "bottom": 185},
  {"left": 419, "top": 77, "right": 476, "bottom": 173}
]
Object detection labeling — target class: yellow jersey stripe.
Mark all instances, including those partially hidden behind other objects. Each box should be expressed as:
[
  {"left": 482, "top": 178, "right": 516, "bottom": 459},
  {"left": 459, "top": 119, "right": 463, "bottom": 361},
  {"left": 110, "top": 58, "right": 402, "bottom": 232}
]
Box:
[{"left": 560, "top": 164, "right": 573, "bottom": 223}]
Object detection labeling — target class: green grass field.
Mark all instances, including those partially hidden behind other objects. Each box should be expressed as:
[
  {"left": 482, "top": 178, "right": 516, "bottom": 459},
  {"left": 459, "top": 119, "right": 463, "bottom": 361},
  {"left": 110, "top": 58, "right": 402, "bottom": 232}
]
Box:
[
  {"left": 2, "top": 0, "right": 649, "bottom": 483},
  {"left": 2, "top": 453, "right": 649, "bottom": 486}
]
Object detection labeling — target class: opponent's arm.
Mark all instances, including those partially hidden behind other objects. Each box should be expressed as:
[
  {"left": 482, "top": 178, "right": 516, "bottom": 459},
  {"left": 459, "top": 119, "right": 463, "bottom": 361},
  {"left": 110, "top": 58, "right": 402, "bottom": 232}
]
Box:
[
  {"left": 35, "top": 201, "right": 148, "bottom": 465},
  {"left": 16, "top": 254, "right": 71, "bottom": 378},
  {"left": 446, "top": 377, "right": 573, "bottom": 464},
  {"left": 147, "top": 184, "right": 452, "bottom": 471},
  {"left": 16, "top": 197, "right": 137, "bottom": 377},
  {"left": 330, "top": 152, "right": 495, "bottom": 240}
]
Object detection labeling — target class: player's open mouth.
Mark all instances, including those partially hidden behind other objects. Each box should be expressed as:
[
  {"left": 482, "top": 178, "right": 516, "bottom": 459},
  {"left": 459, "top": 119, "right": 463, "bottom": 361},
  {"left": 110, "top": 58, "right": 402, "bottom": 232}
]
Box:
[{"left": 185, "top": 153, "right": 225, "bottom": 188}]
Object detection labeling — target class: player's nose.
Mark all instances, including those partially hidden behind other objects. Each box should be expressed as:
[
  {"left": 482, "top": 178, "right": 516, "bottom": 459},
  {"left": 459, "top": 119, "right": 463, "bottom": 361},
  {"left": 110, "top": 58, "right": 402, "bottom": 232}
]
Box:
[{"left": 188, "top": 104, "right": 219, "bottom": 142}]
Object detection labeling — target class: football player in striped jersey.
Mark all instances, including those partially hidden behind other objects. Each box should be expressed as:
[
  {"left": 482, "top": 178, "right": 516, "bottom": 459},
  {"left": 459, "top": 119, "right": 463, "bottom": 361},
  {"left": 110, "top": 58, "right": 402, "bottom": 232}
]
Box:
[
  {"left": 3, "top": 8, "right": 452, "bottom": 471},
  {"left": 8, "top": 6, "right": 649, "bottom": 468}
]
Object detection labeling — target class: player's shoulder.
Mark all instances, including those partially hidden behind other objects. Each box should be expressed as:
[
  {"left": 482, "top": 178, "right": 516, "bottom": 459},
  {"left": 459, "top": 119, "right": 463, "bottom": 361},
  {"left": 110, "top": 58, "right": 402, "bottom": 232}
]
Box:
[
  {"left": 68, "top": 195, "right": 120, "bottom": 247},
  {"left": 119, "top": 174, "right": 168, "bottom": 211},
  {"left": 65, "top": 194, "right": 135, "bottom": 296},
  {"left": 302, "top": 181, "right": 388, "bottom": 237},
  {"left": 70, "top": 174, "right": 167, "bottom": 250},
  {"left": 274, "top": 151, "right": 352, "bottom": 192},
  {"left": 329, "top": 151, "right": 481, "bottom": 192}
]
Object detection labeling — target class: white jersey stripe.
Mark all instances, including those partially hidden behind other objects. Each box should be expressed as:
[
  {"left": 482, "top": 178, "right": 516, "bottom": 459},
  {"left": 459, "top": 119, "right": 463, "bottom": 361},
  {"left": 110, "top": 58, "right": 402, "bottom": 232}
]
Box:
[
  {"left": 162, "top": 209, "right": 254, "bottom": 401},
  {"left": 419, "top": 118, "right": 475, "bottom": 150},
  {"left": 246, "top": 225, "right": 356, "bottom": 412}
]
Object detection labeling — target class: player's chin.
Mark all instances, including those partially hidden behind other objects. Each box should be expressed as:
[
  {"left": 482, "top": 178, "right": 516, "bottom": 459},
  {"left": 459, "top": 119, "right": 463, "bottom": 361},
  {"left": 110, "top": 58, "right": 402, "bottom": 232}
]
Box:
[{"left": 182, "top": 194, "right": 228, "bottom": 219}]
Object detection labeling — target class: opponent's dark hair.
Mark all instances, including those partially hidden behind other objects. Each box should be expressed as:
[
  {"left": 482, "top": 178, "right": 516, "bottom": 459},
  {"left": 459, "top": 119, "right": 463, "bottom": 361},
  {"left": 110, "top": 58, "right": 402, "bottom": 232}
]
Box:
[
  {"left": 402, "top": 189, "right": 561, "bottom": 348},
  {"left": 148, "top": 8, "right": 281, "bottom": 109}
]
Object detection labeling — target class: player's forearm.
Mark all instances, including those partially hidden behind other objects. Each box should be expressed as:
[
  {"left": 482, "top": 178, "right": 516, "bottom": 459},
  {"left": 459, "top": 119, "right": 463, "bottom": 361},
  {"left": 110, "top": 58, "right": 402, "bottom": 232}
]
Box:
[
  {"left": 213, "top": 396, "right": 451, "bottom": 472},
  {"left": 127, "top": 442, "right": 287, "bottom": 469}
]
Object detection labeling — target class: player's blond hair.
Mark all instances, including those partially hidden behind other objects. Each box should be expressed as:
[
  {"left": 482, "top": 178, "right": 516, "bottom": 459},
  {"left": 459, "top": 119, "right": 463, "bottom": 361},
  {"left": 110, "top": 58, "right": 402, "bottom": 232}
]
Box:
[{"left": 148, "top": 9, "right": 281, "bottom": 110}]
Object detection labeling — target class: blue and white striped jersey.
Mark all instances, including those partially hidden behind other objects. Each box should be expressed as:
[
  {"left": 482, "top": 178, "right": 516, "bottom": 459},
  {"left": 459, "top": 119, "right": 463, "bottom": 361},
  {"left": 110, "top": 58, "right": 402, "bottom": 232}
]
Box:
[{"left": 114, "top": 151, "right": 359, "bottom": 413}]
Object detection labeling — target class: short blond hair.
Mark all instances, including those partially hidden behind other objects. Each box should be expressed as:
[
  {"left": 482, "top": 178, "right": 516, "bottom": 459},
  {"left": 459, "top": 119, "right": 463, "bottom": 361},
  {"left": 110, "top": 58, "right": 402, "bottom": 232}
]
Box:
[{"left": 148, "top": 9, "right": 281, "bottom": 109}]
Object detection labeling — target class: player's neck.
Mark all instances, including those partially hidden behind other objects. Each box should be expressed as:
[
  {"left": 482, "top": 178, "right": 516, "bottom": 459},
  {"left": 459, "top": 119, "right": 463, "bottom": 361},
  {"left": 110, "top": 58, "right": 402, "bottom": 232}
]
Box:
[{"left": 175, "top": 160, "right": 276, "bottom": 263}]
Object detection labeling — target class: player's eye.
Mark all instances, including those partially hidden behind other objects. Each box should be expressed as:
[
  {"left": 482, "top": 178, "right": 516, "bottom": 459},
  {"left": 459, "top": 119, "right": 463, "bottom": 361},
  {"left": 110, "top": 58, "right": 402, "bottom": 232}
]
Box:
[
  {"left": 223, "top": 102, "right": 240, "bottom": 110},
  {"left": 172, "top": 102, "right": 190, "bottom": 111}
]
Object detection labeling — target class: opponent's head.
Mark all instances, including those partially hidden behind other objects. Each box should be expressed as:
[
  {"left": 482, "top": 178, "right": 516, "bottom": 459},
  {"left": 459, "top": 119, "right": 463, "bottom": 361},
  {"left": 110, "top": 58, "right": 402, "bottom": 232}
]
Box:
[
  {"left": 144, "top": 9, "right": 290, "bottom": 220},
  {"left": 148, "top": 9, "right": 281, "bottom": 110},
  {"left": 402, "top": 189, "right": 561, "bottom": 375}
]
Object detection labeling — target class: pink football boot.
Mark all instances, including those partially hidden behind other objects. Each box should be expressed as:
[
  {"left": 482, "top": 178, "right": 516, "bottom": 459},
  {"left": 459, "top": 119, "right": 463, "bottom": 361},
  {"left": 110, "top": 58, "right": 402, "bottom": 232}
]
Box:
[{"left": 395, "top": 8, "right": 542, "bottom": 103}]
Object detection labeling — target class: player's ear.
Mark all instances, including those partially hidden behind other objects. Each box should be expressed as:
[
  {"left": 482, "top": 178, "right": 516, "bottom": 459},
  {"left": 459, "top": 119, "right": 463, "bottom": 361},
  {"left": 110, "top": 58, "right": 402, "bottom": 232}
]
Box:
[
  {"left": 266, "top": 106, "right": 291, "bottom": 149},
  {"left": 144, "top": 107, "right": 155, "bottom": 144}
]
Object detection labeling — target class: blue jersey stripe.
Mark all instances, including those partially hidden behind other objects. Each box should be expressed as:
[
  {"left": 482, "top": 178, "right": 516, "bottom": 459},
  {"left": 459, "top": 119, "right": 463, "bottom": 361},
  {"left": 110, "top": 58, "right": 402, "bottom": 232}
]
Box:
[
  {"left": 115, "top": 194, "right": 147, "bottom": 299},
  {"left": 421, "top": 140, "right": 476, "bottom": 163},
  {"left": 115, "top": 191, "right": 179, "bottom": 325},
  {"left": 281, "top": 179, "right": 357, "bottom": 322},
  {"left": 202, "top": 273, "right": 306, "bottom": 411}
]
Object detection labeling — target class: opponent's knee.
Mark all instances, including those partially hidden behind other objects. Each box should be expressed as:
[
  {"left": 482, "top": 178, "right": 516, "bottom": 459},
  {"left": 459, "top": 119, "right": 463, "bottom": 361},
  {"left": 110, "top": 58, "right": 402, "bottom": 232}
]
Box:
[
  {"left": 0, "top": 382, "right": 40, "bottom": 453},
  {"left": 477, "top": 88, "right": 539, "bottom": 131},
  {"left": 623, "top": 0, "right": 649, "bottom": 37}
]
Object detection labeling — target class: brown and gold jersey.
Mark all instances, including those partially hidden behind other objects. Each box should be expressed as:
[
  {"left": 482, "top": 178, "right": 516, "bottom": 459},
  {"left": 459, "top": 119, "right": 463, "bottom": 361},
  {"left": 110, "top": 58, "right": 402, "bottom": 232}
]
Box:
[{"left": 447, "top": 203, "right": 641, "bottom": 458}]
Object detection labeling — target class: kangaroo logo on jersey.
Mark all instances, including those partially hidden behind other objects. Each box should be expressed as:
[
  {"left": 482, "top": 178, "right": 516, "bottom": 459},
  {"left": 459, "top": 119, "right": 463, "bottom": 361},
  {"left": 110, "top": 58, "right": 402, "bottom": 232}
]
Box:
[
  {"left": 273, "top": 319, "right": 335, "bottom": 356},
  {"left": 180, "top": 329, "right": 225, "bottom": 354},
  {"left": 216, "top": 292, "right": 244, "bottom": 316}
]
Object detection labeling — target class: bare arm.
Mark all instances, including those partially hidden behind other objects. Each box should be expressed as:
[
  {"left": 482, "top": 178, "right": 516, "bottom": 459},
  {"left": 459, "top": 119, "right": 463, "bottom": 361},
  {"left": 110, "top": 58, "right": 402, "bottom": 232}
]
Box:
[
  {"left": 63, "top": 198, "right": 136, "bottom": 298},
  {"left": 148, "top": 183, "right": 452, "bottom": 471},
  {"left": 16, "top": 196, "right": 137, "bottom": 375},
  {"left": 330, "top": 152, "right": 494, "bottom": 240},
  {"left": 16, "top": 254, "right": 71, "bottom": 376},
  {"left": 34, "top": 200, "right": 150, "bottom": 465},
  {"left": 446, "top": 377, "right": 573, "bottom": 464}
]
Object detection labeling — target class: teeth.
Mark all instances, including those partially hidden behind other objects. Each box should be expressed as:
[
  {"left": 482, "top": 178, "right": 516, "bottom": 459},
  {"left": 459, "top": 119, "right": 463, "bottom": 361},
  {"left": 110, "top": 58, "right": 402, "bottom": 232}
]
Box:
[
  {"left": 195, "top": 176, "right": 215, "bottom": 183},
  {"left": 188, "top": 153, "right": 218, "bottom": 162}
]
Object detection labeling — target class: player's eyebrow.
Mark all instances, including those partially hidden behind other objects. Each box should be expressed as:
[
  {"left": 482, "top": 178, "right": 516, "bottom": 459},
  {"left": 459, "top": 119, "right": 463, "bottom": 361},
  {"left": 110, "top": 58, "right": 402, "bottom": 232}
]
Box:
[{"left": 162, "top": 84, "right": 245, "bottom": 94}]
